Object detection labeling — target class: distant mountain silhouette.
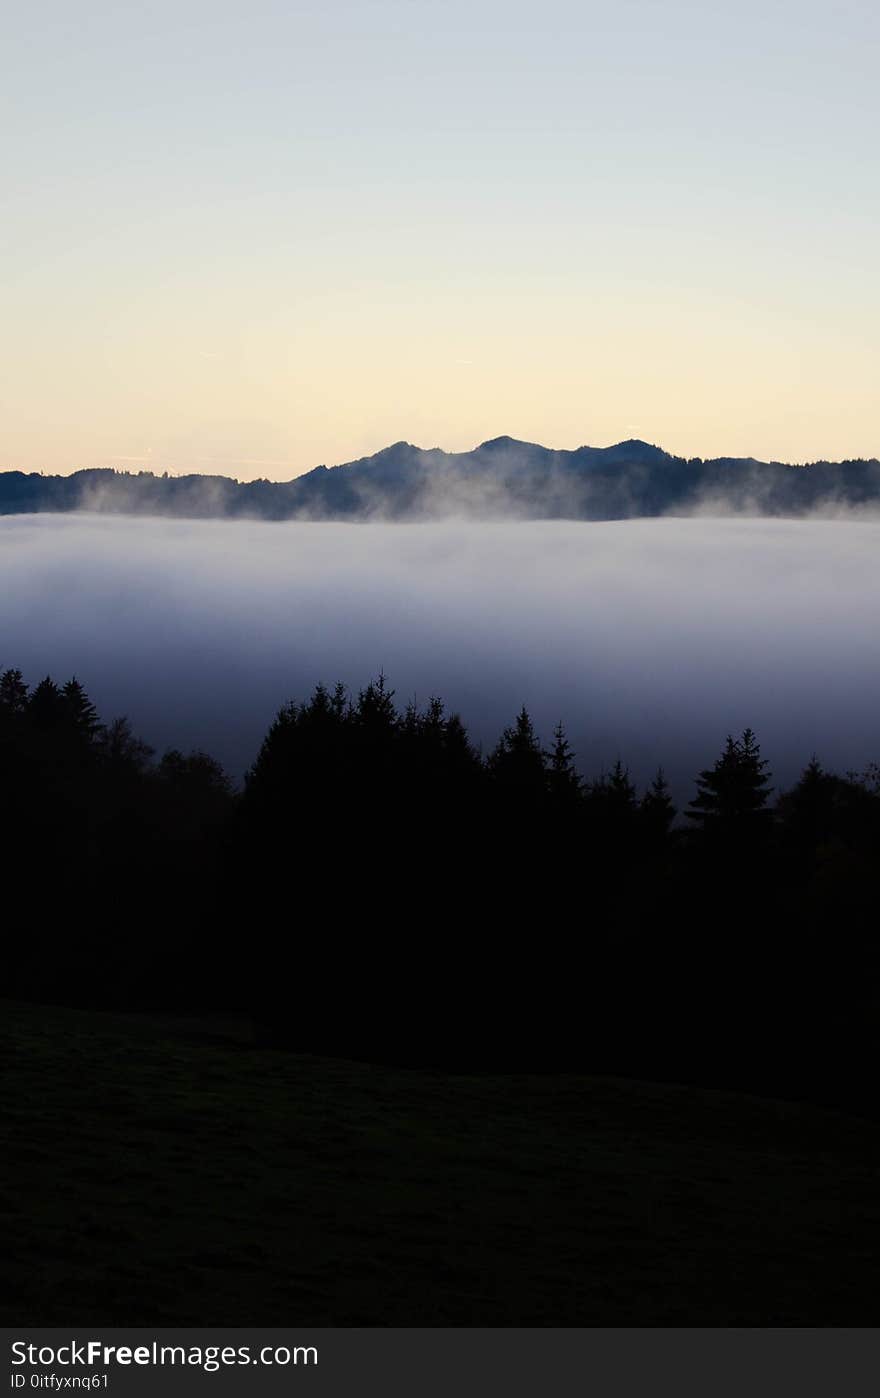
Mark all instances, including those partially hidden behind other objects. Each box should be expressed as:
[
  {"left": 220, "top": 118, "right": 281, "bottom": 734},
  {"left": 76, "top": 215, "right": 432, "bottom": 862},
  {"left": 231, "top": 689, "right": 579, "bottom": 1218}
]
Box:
[{"left": 2, "top": 438, "right": 879, "bottom": 520}]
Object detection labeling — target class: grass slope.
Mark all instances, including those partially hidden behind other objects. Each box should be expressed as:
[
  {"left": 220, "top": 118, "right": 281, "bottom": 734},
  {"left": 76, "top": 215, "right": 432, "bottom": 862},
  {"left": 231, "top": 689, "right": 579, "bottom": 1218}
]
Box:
[{"left": 3, "top": 1000, "right": 879, "bottom": 1325}]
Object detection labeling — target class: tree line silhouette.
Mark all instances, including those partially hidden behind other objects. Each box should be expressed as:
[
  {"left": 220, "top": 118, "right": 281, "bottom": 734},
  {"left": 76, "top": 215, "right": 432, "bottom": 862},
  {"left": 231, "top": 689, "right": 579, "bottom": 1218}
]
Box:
[
  {"left": 3, "top": 665, "right": 878, "bottom": 1108},
  {"left": 3, "top": 437, "right": 880, "bottom": 520}
]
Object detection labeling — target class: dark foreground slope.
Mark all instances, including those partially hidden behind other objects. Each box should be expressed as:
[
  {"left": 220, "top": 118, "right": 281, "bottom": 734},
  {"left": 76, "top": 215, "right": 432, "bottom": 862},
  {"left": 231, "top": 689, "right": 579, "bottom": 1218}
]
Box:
[
  {"left": 3, "top": 438, "right": 880, "bottom": 519},
  {"left": 4, "top": 999, "right": 880, "bottom": 1326}
]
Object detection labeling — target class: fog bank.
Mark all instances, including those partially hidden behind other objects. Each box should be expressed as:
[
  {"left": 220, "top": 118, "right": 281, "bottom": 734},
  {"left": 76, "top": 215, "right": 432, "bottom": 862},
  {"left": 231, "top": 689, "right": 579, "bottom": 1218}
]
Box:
[{"left": 2, "top": 514, "right": 878, "bottom": 795}]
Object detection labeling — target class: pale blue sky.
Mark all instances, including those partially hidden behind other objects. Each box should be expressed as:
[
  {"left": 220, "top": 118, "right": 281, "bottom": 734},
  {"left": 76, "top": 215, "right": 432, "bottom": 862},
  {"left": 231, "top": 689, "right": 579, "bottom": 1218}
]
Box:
[{"left": 3, "top": 0, "right": 878, "bottom": 475}]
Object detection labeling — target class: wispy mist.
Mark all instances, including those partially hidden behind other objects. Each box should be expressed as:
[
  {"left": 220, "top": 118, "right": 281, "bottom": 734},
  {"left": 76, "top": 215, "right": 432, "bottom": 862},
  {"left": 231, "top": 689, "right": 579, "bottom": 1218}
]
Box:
[
  {"left": 4, "top": 440, "right": 880, "bottom": 521},
  {"left": 2, "top": 514, "right": 878, "bottom": 794}
]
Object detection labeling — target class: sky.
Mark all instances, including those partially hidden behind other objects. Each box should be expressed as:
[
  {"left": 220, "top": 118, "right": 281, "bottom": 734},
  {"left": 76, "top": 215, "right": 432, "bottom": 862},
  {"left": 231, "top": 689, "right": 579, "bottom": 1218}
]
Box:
[
  {"left": 3, "top": 0, "right": 879, "bottom": 479},
  {"left": 2, "top": 514, "right": 878, "bottom": 792}
]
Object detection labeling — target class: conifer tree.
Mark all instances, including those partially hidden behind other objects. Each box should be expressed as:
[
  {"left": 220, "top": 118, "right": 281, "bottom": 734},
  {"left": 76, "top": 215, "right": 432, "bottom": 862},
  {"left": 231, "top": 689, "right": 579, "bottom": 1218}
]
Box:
[
  {"left": 587, "top": 759, "right": 638, "bottom": 851},
  {"left": 607, "top": 758, "right": 637, "bottom": 806},
  {"left": 62, "top": 677, "right": 101, "bottom": 742},
  {"left": 355, "top": 672, "right": 397, "bottom": 732},
  {"left": 0, "top": 668, "right": 28, "bottom": 714},
  {"left": 589, "top": 759, "right": 636, "bottom": 811},
  {"left": 687, "top": 728, "right": 772, "bottom": 840},
  {"left": 488, "top": 706, "right": 546, "bottom": 804},
  {"left": 27, "top": 676, "right": 65, "bottom": 729},
  {"left": 640, "top": 766, "right": 676, "bottom": 845},
  {"left": 547, "top": 721, "right": 581, "bottom": 808}
]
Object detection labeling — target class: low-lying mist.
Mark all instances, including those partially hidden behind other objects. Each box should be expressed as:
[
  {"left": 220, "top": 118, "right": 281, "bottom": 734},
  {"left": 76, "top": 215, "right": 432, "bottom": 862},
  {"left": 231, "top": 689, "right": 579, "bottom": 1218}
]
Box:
[{"left": 2, "top": 514, "right": 878, "bottom": 796}]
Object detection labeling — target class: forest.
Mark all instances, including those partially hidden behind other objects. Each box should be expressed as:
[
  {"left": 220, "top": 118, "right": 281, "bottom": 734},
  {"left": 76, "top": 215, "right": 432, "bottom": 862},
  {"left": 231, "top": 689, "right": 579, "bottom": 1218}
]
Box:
[{"left": 2, "top": 664, "right": 878, "bottom": 1111}]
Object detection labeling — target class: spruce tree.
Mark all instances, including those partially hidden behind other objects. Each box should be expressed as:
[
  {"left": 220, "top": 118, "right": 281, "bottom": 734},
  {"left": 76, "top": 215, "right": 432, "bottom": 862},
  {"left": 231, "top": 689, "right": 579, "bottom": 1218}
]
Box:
[
  {"left": 0, "top": 668, "right": 28, "bottom": 714},
  {"left": 355, "top": 672, "right": 397, "bottom": 732},
  {"left": 547, "top": 721, "right": 581, "bottom": 808},
  {"left": 640, "top": 767, "right": 675, "bottom": 845},
  {"left": 62, "top": 677, "right": 101, "bottom": 742},
  {"left": 488, "top": 706, "right": 546, "bottom": 804},
  {"left": 27, "top": 676, "right": 66, "bottom": 729},
  {"left": 687, "top": 728, "right": 772, "bottom": 840},
  {"left": 587, "top": 759, "right": 637, "bottom": 851}
]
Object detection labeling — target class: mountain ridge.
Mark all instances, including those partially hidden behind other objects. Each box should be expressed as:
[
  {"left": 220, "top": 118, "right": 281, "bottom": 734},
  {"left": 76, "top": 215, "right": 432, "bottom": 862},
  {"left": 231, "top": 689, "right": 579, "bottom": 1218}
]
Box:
[{"left": 1, "top": 438, "right": 879, "bottom": 521}]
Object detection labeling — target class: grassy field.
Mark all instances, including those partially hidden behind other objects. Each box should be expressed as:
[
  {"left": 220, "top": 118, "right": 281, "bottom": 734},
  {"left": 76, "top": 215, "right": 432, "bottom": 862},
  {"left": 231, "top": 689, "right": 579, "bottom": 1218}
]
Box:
[{"left": 3, "top": 998, "right": 880, "bottom": 1325}]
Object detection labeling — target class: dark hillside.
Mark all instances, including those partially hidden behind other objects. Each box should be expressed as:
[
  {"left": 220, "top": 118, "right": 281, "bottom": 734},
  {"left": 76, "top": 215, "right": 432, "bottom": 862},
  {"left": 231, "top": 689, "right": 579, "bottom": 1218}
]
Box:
[{"left": 4, "top": 1000, "right": 880, "bottom": 1326}]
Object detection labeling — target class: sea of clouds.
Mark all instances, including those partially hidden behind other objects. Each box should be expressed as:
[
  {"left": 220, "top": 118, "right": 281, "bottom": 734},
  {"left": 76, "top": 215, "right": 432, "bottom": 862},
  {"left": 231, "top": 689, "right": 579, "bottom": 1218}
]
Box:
[{"left": 2, "top": 513, "right": 878, "bottom": 798}]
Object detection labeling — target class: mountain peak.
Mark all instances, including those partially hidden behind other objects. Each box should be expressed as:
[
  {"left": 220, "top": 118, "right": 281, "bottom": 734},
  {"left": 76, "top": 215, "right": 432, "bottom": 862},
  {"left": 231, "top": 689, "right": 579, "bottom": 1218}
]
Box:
[
  {"left": 375, "top": 440, "right": 415, "bottom": 456},
  {"left": 594, "top": 439, "right": 673, "bottom": 466},
  {"left": 477, "top": 435, "right": 538, "bottom": 452}
]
